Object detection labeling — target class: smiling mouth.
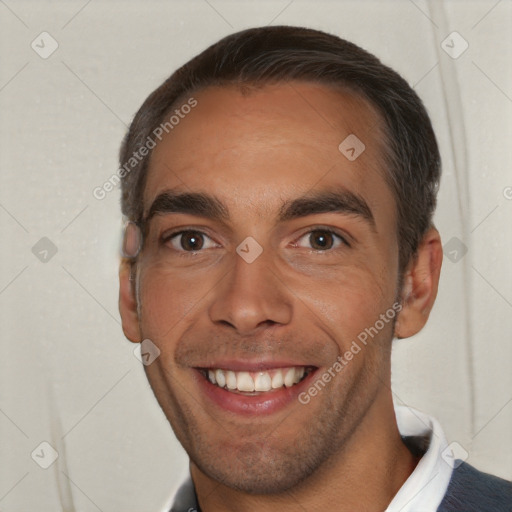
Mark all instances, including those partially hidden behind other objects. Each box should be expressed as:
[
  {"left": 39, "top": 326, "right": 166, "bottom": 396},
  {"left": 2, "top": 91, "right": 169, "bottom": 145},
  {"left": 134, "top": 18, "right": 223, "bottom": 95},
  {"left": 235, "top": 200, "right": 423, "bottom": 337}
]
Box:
[{"left": 198, "top": 366, "right": 315, "bottom": 394}]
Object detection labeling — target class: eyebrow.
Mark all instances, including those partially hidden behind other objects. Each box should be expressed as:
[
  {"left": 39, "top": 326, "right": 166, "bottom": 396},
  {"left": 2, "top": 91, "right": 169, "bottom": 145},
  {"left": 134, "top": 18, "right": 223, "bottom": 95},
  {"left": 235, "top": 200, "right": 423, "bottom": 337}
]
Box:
[
  {"left": 278, "top": 188, "right": 375, "bottom": 229},
  {"left": 144, "top": 187, "right": 375, "bottom": 230},
  {"left": 145, "top": 191, "right": 229, "bottom": 223}
]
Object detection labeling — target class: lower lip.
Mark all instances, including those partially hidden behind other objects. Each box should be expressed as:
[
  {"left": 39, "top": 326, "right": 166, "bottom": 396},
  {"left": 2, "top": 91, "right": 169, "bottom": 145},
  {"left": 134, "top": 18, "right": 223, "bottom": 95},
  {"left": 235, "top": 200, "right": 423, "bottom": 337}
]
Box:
[{"left": 194, "top": 369, "right": 319, "bottom": 415}]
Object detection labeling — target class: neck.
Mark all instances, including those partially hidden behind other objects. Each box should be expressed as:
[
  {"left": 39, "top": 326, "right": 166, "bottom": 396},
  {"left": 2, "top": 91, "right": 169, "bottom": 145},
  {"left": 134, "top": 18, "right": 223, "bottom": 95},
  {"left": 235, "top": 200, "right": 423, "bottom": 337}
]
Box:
[{"left": 191, "top": 393, "right": 420, "bottom": 512}]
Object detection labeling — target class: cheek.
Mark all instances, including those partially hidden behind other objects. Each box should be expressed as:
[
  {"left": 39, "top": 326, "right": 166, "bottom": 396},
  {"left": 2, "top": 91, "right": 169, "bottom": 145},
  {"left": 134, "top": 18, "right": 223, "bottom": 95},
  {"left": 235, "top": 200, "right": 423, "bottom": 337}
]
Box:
[
  {"left": 137, "top": 264, "right": 208, "bottom": 341},
  {"left": 299, "top": 275, "right": 397, "bottom": 387},
  {"left": 295, "top": 263, "right": 394, "bottom": 343},
  {"left": 315, "top": 292, "right": 391, "bottom": 358}
]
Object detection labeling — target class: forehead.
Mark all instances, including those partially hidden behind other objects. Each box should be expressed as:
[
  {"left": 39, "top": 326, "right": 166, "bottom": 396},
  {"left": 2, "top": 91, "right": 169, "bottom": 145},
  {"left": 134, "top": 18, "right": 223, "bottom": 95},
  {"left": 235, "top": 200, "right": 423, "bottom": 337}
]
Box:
[{"left": 144, "top": 82, "right": 394, "bottom": 226}]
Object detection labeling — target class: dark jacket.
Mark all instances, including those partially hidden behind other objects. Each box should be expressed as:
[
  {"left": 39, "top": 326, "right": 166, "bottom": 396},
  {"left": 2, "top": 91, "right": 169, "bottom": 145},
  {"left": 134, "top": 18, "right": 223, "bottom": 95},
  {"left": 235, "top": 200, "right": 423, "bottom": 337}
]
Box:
[{"left": 437, "top": 462, "right": 512, "bottom": 511}]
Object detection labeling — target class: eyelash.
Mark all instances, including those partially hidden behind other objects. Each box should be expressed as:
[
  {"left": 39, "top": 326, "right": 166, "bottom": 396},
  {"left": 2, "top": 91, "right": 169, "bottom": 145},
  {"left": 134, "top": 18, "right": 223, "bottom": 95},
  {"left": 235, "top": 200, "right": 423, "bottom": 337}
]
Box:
[
  {"left": 160, "top": 226, "right": 351, "bottom": 255},
  {"left": 296, "top": 228, "right": 350, "bottom": 249}
]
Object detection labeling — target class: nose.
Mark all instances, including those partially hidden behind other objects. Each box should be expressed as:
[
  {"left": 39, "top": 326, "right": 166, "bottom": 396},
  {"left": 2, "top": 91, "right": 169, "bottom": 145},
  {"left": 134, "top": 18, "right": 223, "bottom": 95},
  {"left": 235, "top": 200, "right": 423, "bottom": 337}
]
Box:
[{"left": 208, "top": 248, "right": 293, "bottom": 336}]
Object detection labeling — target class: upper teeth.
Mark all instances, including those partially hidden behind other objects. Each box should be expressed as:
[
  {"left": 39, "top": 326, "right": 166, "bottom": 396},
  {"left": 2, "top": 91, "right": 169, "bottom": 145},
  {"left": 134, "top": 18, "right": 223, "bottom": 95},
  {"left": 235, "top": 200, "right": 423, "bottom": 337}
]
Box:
[{"left": 206, "top": 367, "right": 306, "bottom": 392}]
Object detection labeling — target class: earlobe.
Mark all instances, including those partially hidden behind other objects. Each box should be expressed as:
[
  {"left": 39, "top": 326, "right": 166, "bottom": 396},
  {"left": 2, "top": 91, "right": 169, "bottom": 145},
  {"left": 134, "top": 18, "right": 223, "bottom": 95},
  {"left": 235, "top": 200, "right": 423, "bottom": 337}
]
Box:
[
  {"left": 119, "top": 259, "right": 142, "bottom": 343},
  {"left": 394, "top": 228, "right": 443, "bottom": 339}
]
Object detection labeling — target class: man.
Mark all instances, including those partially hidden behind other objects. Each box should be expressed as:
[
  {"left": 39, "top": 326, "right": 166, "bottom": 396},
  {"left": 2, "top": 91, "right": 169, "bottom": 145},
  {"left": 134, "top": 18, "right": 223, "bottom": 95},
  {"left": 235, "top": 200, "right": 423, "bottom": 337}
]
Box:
[{"left": 118, "top": 26, "right": 511, "bottom": 511}]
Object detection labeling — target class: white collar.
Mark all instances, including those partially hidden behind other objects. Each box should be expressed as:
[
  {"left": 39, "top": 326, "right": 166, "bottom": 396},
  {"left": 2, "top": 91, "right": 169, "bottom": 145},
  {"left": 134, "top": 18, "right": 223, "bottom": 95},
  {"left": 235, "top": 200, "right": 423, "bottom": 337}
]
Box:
[{"left": 386, "top": 405, "right": 453, "bottom": 512}]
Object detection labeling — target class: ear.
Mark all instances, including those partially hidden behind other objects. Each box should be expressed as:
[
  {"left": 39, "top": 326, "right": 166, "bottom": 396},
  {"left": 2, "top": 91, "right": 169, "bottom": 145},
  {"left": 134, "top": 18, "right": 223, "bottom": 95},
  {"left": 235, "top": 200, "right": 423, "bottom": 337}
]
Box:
[
  {"left": 119, "top": 259, "right": 142, "bottom": 343},
  {"left": 394, "top": 227, "right": 443, "bottom": 339}
]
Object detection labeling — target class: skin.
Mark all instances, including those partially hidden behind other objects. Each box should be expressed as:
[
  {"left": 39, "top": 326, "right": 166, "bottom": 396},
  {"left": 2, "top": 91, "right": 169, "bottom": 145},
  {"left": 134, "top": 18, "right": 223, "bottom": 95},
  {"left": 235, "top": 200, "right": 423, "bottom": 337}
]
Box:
[{"left": 119, "top": 82, "right": 443, "bottom": 511}]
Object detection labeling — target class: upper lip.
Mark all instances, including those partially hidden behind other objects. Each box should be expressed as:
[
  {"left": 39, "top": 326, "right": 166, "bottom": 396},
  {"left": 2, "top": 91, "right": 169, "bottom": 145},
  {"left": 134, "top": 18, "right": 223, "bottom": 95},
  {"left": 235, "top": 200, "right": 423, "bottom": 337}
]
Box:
[{"left": 193, "top": 359, "right": 316, "bottom": 372}]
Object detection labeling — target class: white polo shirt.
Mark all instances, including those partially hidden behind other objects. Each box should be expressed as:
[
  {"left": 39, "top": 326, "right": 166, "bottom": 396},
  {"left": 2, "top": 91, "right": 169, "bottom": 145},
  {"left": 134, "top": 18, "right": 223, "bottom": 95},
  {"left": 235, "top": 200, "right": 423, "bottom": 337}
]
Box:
[{"left": 386, "top": 405, "right": 453, "bottom": 512}]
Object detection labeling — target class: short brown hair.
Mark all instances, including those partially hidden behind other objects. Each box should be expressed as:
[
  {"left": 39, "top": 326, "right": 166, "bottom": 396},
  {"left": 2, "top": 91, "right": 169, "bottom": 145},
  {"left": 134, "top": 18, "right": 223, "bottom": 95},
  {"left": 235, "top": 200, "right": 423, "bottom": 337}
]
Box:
[{"left": 119, "top": 25, "right": 441, "bottom": 274}]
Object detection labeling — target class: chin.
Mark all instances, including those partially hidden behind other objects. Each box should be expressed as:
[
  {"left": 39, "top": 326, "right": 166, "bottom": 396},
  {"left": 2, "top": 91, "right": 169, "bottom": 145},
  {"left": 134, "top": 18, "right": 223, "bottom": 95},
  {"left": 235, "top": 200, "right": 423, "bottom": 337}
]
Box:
[
  {"left": 188, "top": 431, "right": 333, "bottom": 495},
  {"left": 193, "top": 449, "right": 317, "bottom": 495}
]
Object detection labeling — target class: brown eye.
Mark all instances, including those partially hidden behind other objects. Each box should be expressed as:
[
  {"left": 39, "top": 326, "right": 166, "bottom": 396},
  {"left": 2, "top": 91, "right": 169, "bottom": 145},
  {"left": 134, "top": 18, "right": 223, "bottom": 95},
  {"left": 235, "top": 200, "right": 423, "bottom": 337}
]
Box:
[
  {"left": 180, "top": 231, "right": 204, "bottom": 251},
  {"left": 309, "top": 231, "right": 335, "bottom": 250},
  {"left": 165, "top": 230, "right": 217, "bottom": 252},
  {"left": 295, "top": 229, "right": 348, "bottom": 251}
]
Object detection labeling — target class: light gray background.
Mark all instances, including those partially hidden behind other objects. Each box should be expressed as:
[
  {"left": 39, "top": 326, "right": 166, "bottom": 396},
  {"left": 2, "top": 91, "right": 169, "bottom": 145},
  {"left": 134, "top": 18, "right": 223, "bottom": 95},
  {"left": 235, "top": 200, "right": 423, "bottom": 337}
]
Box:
[{"left": 1, "top": 0, "right": 511, "bottom": 510}]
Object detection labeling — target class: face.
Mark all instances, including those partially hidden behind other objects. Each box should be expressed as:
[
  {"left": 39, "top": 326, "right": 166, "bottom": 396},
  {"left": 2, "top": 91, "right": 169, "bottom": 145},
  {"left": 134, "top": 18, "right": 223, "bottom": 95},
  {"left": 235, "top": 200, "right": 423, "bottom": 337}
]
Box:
[{"left": 131, "top": 83, "right": 402, "bottom": 493}]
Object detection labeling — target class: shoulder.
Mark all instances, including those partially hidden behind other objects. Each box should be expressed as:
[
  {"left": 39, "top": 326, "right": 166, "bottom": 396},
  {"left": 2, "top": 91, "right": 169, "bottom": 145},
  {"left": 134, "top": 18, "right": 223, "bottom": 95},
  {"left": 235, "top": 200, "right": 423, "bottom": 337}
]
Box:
[{"left": 437, "top": 461, "right": 512, "bottom": 512}]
